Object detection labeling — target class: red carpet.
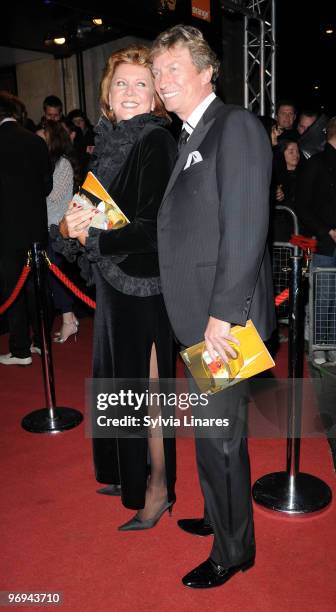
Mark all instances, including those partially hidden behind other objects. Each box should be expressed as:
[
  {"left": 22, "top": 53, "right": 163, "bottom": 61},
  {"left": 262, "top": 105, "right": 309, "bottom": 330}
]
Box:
[{"left": 1, "top": 317, "right": 335, "bottom": 611}]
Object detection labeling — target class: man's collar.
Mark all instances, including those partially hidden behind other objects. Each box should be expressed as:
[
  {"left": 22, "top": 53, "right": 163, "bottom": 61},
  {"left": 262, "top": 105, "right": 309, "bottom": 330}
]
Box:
[{"left": 182, "top": 92, "right": 216, "bottom": 134}]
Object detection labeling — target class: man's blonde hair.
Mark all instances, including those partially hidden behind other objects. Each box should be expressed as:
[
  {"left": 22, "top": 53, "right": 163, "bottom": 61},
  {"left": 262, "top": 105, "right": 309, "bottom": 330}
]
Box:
[{"left": 151, "top": 24, "right": 220, "bottom": 86}]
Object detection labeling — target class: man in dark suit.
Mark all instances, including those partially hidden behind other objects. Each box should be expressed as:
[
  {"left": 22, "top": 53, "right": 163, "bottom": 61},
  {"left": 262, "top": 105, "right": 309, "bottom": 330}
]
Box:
[
  {"left": 0, "top": 92, "right": 52, "bottom": 365},
  {"left": 152, "top": 25, "right": 275, "bottom": 588}
]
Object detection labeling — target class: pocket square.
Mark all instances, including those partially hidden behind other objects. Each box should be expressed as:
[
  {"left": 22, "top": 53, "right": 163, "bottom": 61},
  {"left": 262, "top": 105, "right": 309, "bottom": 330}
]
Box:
[{"left": 184, "top": 151, "right": 203, "bottom": 170}]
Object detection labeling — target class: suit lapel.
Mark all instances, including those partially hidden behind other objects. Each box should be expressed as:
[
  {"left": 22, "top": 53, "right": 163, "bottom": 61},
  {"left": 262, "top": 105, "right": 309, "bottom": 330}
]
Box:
[{"left": 160, "top": 98, "right": 224, "bottom": 206}]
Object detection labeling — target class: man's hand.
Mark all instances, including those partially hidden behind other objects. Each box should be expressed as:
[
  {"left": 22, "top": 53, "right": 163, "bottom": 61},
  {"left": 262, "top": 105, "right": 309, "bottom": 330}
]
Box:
[
  {"left": 204, "top": 316, "right": 240, "bottom": 364},
  {"left": 271, "top": 125, "right": 283, "bottom": 146},
  {"left": 328, "top": 229, "right": 336, "bottom": 243}
]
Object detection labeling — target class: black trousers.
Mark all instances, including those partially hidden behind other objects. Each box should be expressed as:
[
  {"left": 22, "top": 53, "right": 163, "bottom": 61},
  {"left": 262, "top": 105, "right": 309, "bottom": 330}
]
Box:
[
  {"left": 0, "top": 250, "right": 41, "bottom": 357},
  {"left": 47, "top": 238, "right": 74, "bottom": 314},
  {"left": 92, "top": 272, "right": 176, "bottom": 510},
  {"left": 189, "top": 376, "right": 255, "bottom": 567}
]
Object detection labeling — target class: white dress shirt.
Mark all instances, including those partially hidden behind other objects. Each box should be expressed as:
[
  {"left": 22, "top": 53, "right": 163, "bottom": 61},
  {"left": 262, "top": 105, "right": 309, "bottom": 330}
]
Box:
[{"left": 182, "top": 92, "right": 216, "bottom": 137}]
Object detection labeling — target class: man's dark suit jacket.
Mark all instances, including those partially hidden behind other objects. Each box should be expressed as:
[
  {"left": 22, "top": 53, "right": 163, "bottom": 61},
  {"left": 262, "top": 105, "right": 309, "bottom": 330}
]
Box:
[
  {"left": 0, "top": 121, "right": 52, "bottom": 254},
  {"left": 158, "top": 98, "right": 276, "bottom": 347}
]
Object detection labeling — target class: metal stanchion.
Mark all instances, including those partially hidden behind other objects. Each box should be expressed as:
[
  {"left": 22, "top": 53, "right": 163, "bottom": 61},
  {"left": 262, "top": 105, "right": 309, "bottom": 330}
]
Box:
[
  {"left": 22, "top": 243, "right": 83, "bottom": 434},
  {"left": 252, "top": 216, "right": 332, "bottom": 514}
]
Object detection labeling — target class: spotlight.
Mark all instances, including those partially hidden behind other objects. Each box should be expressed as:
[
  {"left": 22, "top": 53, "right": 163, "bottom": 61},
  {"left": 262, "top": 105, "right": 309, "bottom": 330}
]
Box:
[
  {"left": 325, "top": 28, "right": 333, "bottom": 34},
  {"left": 92, "top": 17, "right": 103, "bottom": 26},
  {"left": 44, "top": 26, "right": 67, "bottom": 47},
  {"left": 54, "top": 37, "right": 66, "bottom": 45}
]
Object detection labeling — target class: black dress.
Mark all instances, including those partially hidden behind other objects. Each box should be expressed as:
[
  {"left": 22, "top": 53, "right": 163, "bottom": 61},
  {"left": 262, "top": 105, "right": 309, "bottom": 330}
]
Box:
[{"left": 85, "top": 115, "right": 177, "bottom": 510}]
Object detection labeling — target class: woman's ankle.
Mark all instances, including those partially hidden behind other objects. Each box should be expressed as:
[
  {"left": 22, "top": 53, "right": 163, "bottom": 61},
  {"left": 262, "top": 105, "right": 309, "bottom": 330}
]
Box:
[
  {"left": 146, "top": 483, "right": 167, "bottom": 497},
  {"left": 62, "top": 312, "right": 76, "bottom": 325}
]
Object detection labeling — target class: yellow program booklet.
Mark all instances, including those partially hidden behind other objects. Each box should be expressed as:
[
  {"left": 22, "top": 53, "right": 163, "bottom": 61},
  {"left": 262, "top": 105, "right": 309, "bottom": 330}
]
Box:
[
  {"left": 72, "top": 171, "right": 130, "bottom": 231},
  {"left": 180, "top": 320, "right": 275, "bottom": 394}
]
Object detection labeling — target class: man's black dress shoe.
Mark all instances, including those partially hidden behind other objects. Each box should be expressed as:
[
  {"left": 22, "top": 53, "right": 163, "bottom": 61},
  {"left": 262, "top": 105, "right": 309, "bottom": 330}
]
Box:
[
  {"left": 96, "top": 485, "right": 121, "bottom": 496},
  {"left": 182, "top": 556, "right": 255, "bottom": 589},
  {"left": 177, "top": 518, "right": 214, "bottom": 536}
]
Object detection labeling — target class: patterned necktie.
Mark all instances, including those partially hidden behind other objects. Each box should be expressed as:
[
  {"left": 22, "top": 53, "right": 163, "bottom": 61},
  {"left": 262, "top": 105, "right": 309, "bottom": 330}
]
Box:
[{"left": 177, "top": 127, "right": 189, "bottom": 151}]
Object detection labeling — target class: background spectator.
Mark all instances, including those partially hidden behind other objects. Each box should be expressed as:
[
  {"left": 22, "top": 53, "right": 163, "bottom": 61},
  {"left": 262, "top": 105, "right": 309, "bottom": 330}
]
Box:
[
  {"left": 36, "top": 95, "right": 63, "bottom": 130},
  {"left": 38, "top": 120, "right": 81, "bottom": 344},
  {"left": 271, "top": 139, "right": 307, "bottom": 242},
  {"left": 297, "top": 109, "right": 319, "bottom": 136},
  {"left": 274, "top": 99, "right": 298, "bottom": 144},
  {"left": 67, "top": 109, "right": 95, "bottom": 175},
  {"left": 0, "top": 92, "right": 52, "bottom": 366}
]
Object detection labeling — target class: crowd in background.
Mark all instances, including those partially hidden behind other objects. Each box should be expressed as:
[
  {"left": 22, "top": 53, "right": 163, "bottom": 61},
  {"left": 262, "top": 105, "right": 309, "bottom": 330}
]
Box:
[
  {"left": 259, "top": 100, "right": 336, "bottom": 365},
  {"left": 0, "top": 90, "right": 335, "bottom": 366}
]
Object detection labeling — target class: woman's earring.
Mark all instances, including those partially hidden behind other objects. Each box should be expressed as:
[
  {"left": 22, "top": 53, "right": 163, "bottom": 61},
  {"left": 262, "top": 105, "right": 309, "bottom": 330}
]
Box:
[{"left": 109, "top": 105, "right": 113, "bottom": 111}]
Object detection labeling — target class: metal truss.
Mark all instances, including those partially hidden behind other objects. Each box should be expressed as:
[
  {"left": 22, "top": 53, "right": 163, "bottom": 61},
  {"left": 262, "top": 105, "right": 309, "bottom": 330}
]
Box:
[{"left": 221, "top": 0, "right": 276, "bottom": 116}]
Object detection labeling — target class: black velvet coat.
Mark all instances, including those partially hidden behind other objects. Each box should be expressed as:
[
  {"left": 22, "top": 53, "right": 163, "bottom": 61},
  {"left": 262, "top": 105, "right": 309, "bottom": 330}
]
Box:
[
  {"left": 90, "top": 118, "right": 178, "bottom": 510},
  {"left": 98, "top": 123, "right": 176, "bottom": 277}
]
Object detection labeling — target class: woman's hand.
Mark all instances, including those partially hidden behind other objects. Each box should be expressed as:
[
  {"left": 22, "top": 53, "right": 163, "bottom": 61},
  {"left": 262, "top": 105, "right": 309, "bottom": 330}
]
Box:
[
  {"left": 59, "top": 203, "right": 96, "bottom": 246},
  {"left": 275, "top": 184, "right": 285, "bottom": 202}
]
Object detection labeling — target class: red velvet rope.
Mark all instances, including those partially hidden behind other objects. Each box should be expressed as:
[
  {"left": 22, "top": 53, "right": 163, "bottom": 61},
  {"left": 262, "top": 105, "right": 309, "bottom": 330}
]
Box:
[
  {"left": 47, "top": 236, "right": 316, "bottom": 313},
  {"left": 0, "top": 233, "right": 315, "bottom": 318},
  {"left": 274, "top": 288, "right": 289, "bottom": 307},
  {"left": 0, "top": 265, "right": 31, "bottom": 315},
  {"left": 47, "top": 235, "right": 314, "bottom": 312},
  {"left": 44, "top": 234, "right": 314, "bottom": 313},
  {"left": 290, "top": 234, "right": 317, "bottom": 251},
  {"left": 48, "top": 260, "right": 289, "bottom": 310},
  {"left": 0, "top": 257, "right": 290, "bottom": 317},
  {"left": 45, "top": 234, "right": 314, "bottom": 313},
  {"left": 48, "top": 261, "right": 96, "bottom": 309}
]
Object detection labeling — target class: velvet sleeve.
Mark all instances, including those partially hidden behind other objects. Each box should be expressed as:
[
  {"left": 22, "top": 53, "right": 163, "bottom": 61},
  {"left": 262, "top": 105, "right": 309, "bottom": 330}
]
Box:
[{"left": 98, "top": 129, "right": 176, "bottom": 256}]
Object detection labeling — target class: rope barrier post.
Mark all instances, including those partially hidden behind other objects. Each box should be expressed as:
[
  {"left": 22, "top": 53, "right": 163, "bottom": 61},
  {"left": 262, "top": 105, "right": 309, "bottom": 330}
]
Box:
[
  {"left": 252, "top": 210, "right": 332, "bottom": 514},
  {"left": 21, "top": 243, "right": 83, "bottom": 434}
]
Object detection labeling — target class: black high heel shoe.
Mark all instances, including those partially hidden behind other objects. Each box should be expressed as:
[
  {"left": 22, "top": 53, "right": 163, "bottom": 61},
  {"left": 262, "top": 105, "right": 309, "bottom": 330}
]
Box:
[{"left": 118, "top": 500, "right": 174, "bottom": 531}]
